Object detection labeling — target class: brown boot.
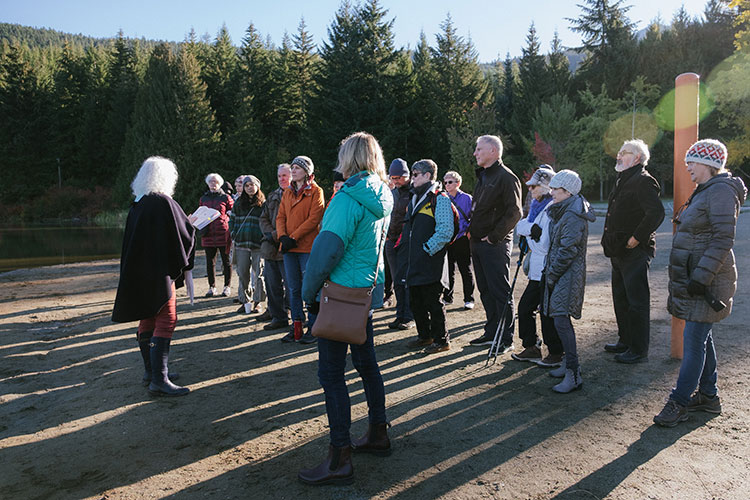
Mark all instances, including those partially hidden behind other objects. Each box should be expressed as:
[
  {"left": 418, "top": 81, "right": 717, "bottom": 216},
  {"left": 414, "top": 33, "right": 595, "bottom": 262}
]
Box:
[
  {"left": 352, "top": 422, "right": 391, "bottom": 456},
  {"left": 298, "top": 445, "right": 354, "bottom": 486}
]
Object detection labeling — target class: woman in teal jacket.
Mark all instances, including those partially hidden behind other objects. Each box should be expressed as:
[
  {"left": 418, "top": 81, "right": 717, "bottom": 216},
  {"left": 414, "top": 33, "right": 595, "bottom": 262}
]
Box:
[{"left": 298, "top": 132, "right": 393, "bottom": 486}]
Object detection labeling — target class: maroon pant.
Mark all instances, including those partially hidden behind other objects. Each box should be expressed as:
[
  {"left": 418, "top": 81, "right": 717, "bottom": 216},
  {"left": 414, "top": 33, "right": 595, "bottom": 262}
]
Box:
[{"left": 137, "top": 283, "right": 177, "bottom": 339}]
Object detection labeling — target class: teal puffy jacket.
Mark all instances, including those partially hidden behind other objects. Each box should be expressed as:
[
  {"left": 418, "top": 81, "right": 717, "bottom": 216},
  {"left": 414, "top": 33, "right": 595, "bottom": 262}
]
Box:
[{"left": 302, "top": 172, "right": 393, "bottom": 308}]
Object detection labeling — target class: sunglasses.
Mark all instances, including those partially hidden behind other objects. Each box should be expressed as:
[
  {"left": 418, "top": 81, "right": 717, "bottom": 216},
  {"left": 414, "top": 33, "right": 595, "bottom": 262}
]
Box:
[{"left": 444, "top": 180, "right": 456, "bottom": 184}]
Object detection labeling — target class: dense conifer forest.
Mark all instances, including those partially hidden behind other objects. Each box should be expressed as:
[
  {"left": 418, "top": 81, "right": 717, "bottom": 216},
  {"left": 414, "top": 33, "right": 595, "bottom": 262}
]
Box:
[{"left": 1, "top": 0, "right": 748, "bottom": 221}]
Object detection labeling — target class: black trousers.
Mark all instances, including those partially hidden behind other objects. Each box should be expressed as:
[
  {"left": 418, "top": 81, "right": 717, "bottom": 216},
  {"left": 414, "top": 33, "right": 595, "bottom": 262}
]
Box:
[
  {"left": 443, "top": 235, "right": 475, "bottom": 303},
  {"left": 471, "top": 238, "right": 514, "bottom": 343},
  {"left": 518, "top": 279, "right": 562, "bottom": 353},
  {"left": 610, "top": 247, "right": 651, "bottom": 355},
  {"left": 205, "top": 246, "right": 231, "bottom": 288},
  {"left": 409, "top": 282, "right": 447, "bottom": 344}
]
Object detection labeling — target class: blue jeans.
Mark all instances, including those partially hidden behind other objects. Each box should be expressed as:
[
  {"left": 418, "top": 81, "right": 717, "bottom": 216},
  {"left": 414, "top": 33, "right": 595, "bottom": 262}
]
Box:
[
  {"left": 470, "top": 238, "right": 514, "bottom": 343},
  {"left": 283, "top": 252, "right": 309, "bottom": 322},
  {"left": 264, "top": 258, "right": 288, "bottom": 322},
  {"left": 317, "top": 316, "right": 387, "bottom": 447},
  {"left": 670, "top": 321, "right": 717, "bottom": 406}
]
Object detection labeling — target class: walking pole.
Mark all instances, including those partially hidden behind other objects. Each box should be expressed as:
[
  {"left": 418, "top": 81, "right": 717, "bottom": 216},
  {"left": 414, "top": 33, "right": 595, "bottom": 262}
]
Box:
[{"left": 487, "top": 238, "right": 529, "bottom": 366}]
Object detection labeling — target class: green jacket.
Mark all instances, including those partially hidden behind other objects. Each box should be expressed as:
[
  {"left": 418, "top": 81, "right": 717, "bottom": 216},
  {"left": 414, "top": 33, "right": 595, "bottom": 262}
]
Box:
[{"left": 302, "top": 171, "right": 393, "bottom": 307}]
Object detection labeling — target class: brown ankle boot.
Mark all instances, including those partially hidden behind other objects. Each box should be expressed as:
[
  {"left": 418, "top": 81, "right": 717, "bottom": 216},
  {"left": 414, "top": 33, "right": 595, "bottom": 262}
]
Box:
[
  {"left": 352, "top": 422, "right": 391, "bottom": 456},
  {"left": 298, "top": 445, "right": 354, "bottom": 486}
]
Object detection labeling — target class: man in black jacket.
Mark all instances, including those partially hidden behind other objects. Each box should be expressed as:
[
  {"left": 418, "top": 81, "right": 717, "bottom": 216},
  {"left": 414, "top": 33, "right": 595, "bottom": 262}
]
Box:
[
  {"left": 467, "top": 135, "right": 522, "bottom": 352},
  {"left": 601, "top": 139, "right": 665, "bottom": 363}
]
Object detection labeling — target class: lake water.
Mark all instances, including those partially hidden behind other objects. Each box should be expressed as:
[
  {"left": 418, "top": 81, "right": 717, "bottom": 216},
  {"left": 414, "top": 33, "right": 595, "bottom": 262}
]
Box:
[{"left": 0, "top": 226, "right": 125, "bottom": 272}]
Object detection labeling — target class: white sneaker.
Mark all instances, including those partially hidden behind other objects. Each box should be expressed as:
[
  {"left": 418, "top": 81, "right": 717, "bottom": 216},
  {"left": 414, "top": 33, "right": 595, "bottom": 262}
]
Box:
[
  {"left": 464, "top": 301, "right": 475, "bottom": 310},
  {"left": 205, "top": 287, "right": 217, "bottom": 297},
  {"left": 222, "top": 286, "right": 231, "bottom": 297}
]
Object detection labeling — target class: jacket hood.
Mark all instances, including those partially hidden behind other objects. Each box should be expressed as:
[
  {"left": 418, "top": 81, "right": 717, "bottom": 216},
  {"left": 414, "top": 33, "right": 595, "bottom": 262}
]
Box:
[
  {"left": 340, "top": 172, "right": 393, "bottom": 219},
  {"left": 548, "top": 194, "right": 596, "bottom": 222},
  {"left": 700, "top": 173, "right": 747, "bottom": 205}
]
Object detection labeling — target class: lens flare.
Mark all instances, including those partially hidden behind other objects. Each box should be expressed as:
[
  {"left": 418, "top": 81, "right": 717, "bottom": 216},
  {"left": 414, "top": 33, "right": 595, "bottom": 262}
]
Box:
[
  {"left": 653, "top": 83, "right": 714, "bottom": 132},
  {"left": 603, "top": 112, "right": 661, "bottom": 157}
]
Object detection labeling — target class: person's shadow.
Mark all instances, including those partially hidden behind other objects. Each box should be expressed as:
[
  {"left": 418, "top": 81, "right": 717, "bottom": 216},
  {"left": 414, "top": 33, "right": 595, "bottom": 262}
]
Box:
[{"left": 551, "top": 414, "right": 719, "bottom": 499}]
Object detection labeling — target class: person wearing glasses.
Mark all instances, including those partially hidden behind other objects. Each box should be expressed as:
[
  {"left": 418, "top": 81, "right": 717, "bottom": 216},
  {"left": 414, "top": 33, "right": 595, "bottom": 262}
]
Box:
[
  {"left": 654, "top": 139, "right": 746, "bottom": 426},
  {"left": 442, "top": 170, "right": 475, "bottom": 310},
  {"left": 385, "top": 158, "right": 416, "bottom": 330},
  {"left": 601, "top": 139, "right": 665, "bottom": 364}
]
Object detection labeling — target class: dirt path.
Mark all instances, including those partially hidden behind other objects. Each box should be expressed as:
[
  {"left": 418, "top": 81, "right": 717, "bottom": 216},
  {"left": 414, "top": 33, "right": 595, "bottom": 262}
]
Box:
[{"left": 1, "top": 215, "right": 748, "bottom": 499}]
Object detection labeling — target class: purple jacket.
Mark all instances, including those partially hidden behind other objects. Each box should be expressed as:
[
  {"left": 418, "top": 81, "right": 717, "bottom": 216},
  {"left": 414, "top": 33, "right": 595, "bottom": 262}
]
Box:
[{"left": 448, "top": 190, "right": 472, "bottom": 239}]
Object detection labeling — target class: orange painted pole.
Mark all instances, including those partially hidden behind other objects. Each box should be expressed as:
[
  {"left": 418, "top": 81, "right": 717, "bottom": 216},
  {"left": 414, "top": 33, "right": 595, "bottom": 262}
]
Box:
[{"left": 671, "top": 73, "right": 700, "bottom": 359}]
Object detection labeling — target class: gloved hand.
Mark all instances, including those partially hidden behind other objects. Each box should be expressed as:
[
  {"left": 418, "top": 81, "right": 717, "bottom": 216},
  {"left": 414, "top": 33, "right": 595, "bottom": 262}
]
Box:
[
  {"left": 518, "top": 235, "right": 530, "bottom": 255},
  {"left": 307, "top": 301, "right": 320, "bottom": 315},
  {"left": 279, "top": 235, "right": 297, "bottom": 253},
  {"left": 530, "top": 223, "right": 542, "bottom": 242},
  {"left": 687, "top": 279, "right": 706, "bottom": 296}
]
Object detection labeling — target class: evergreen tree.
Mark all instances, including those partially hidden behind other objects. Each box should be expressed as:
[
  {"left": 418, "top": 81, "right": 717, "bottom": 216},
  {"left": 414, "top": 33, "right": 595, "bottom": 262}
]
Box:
[
  {"left": 514, "top": 23, "right": 549, "bottom": 137},
  {"left": 0, "top": 43, "right": 55, "bottom": 202},
  {"left": 547, "top": 31, "right": 571, "bottom": 97},
  {"left": 309, "top": 0, "right": 407, "bottom": 172},
  {"left": 117, "top": 43, "right": 220, "bottom": 206},
  {"left": 532, "top": 93, "right": 577, "bottom": 168},
  {"left": 200, "top": 25, "right": 239, "bottom": 136},
  {"left": 568, "top": 0, "right": 638, "bottom": 98},
  {"left": 427, "top": 14, "right": 486, "bottom": 168},
  {"left": 102, "top": 32, "right": 140, "bottom": 175}
]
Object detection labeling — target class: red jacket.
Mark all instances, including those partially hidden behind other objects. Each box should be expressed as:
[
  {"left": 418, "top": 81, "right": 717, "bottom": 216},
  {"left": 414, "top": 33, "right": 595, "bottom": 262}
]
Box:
[{"left": 199, "top": 190, "right": 233, "bottom": 249}]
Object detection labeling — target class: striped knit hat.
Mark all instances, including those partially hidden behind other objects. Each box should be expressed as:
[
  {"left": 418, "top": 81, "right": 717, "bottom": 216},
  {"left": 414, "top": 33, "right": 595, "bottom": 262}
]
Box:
[{"left": 685, "top": 139, "right": 727, "bottom": 170}]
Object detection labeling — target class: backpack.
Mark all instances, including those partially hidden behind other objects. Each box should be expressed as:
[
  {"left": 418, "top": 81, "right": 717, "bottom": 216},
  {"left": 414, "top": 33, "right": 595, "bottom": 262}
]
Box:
[{"left": 428, "top": 190, "right": 461, "bottom": 245}]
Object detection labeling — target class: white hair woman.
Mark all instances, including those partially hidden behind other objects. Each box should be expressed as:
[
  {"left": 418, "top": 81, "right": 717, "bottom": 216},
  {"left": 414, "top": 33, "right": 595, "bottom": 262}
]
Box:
[
  {"left": 200, "top": 173, "right": 234, "bottom": 297},
  {"left": 112, "top": 156, "right": 194, "bottom": 396},
  {"left": 442, "top": 170, "right": 475, "bottom": 309}
]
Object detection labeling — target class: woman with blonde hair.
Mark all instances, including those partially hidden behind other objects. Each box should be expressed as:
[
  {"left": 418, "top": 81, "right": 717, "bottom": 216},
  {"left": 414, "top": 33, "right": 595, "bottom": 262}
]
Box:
[{"left": 298, "top": 132, "right": 393, "bottom": 485}]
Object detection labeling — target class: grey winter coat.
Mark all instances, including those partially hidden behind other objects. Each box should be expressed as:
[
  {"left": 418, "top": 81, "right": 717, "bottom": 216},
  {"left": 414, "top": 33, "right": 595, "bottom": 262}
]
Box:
[
  {"left": 542, "top": 194, "right": 596, "bottom": 319},
  {"left": 667, "top": 173, "right": 747, "bottom": 323}
]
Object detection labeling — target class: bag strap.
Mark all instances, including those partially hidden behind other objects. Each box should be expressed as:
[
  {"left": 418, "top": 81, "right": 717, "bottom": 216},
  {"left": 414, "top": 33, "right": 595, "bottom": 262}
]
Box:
[{"left": 449, "top": 194, "right": 470, "bottom": 222}]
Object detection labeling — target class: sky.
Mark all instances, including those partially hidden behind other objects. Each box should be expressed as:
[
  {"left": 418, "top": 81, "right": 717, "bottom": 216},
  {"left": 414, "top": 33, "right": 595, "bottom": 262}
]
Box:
[{"left": 1, "top": 0, "right": 713, "bottom": 62}]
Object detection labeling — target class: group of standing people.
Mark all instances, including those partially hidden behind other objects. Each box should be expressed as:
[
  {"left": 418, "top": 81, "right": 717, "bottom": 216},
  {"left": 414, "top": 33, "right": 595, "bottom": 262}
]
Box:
[{"left": 111, "top": 131, "right": 745, "bottom": 483}]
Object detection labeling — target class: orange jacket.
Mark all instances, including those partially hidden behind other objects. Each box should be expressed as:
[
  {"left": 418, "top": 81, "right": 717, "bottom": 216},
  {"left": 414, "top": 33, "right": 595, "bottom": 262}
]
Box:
[{"left": 276, "top": 181, "right": 325, "bottom": 253}]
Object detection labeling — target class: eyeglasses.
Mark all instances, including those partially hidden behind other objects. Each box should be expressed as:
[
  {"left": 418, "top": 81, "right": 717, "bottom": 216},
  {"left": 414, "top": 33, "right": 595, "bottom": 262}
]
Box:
[
  {"left": 411, "top": 171, "right": 424, "bottom": 177},
  {"left": 390, "top": 176, "right": 403, "bottom": 180},
  {"left": 444, "top": 180, "right": 456, "bottom": 184}
]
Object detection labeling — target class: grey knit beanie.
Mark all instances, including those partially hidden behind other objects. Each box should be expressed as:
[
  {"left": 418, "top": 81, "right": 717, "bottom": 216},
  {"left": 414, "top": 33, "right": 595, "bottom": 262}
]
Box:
[
  {"left": 291, "top": 155, "right": 314, "bottom": 175},
  {"left": 548, "top": 169, "right": 581, "bottom": 196}
]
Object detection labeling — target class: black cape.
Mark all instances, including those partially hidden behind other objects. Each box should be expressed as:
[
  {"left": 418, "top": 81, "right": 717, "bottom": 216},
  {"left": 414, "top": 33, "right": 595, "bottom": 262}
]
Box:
[{"left": 112, "top": 193, "right": 195, "bottom": 322}]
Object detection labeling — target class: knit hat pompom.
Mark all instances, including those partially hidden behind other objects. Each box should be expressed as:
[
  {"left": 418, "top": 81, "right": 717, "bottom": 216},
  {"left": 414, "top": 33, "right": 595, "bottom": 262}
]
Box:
[
  {"left": 548, "top": 169, "right": 582, "bottom": 196},
  {"left": 685, "top": 139, "right": 727, "bottom": 170}
]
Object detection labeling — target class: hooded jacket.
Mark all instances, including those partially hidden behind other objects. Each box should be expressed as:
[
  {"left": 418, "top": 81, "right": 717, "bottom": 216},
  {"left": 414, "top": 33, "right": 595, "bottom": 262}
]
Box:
[
  {"left": 302, "top": 172, "right": 393, "bottom": 308},
  {"left": 668, "top": 173, "right": 747, "bottom": 323},
  {"left": 542, "top": 194, "right": 597, "bottom": 318}
]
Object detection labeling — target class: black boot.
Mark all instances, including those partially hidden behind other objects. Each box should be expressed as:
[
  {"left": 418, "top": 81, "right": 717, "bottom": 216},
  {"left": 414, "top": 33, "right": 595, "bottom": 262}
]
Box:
[
  {"left": 298, "top": 445, "right": 354, "bottom": 486},
  {"left": 148, "top": 337, "right": 189, "bottom": 397},
  {"left": 352, "top": 422, "right": 391, "bottom": 456},
  {"left": 139, "top": 331, "right": 179, "bottom": 387}
]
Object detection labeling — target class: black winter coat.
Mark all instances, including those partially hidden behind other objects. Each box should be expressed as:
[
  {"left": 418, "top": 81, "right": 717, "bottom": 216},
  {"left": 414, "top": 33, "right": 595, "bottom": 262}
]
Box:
[
  {"left": 468, "top": 161, "right": 522, "bottom": 244},
  {"left": 601, "top": 164, "right": 664, "bottom": 258}
]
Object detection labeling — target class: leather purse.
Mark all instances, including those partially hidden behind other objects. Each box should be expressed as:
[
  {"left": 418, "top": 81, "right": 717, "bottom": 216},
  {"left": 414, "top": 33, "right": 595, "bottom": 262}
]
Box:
[
  {"left": 311, "top": 281, "right": 373, "bottom": 344},
  {"left": 311, "top": 222, "right": 386, "bottom": 345}
]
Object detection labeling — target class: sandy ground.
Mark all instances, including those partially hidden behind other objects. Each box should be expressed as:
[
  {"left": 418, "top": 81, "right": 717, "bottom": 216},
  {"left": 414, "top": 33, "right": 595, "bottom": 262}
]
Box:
[{"left": 1, "top": 215, "right": 749, "bottom": 500}]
